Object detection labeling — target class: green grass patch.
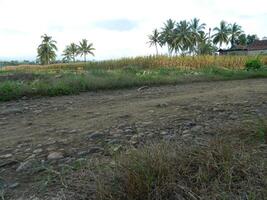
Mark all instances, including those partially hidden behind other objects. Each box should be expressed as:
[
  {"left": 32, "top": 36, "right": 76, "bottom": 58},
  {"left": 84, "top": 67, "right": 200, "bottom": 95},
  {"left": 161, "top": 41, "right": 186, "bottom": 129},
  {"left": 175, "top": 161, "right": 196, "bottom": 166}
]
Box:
[{"left": 0, "top": 67, "right": 267, "bottom": 101}]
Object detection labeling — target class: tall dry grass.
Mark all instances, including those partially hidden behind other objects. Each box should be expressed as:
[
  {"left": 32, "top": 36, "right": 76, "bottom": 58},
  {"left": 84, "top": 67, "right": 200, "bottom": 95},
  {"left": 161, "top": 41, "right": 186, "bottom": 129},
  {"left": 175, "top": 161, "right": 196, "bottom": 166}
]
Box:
[{"left": 3, "top": 55, "right": 267, "bottom": 72}]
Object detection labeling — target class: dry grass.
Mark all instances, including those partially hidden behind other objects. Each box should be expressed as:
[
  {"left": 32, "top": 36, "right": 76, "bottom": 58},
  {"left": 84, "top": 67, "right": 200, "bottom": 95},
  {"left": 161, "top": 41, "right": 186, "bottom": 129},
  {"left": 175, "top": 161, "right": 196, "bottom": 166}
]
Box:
[
  {"left": 3, "top": 55, "right": 267, "bottom": 72},
  {"left": 95, "top": 139, "right": 266, "bottom": 200}
]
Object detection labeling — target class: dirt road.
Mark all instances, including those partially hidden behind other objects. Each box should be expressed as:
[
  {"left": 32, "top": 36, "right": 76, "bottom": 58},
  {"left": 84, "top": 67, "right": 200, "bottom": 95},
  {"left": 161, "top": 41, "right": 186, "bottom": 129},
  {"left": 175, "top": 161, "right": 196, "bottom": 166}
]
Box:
[{"left": 0, "top": 78, "right": 267, "bottom": 199}]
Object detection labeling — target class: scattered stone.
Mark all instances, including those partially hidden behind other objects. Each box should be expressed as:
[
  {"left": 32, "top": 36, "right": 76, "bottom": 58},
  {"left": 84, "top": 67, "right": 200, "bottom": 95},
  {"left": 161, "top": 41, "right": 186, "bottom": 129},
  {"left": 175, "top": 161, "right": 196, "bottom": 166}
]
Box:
[
  {"left": 87, "top": 132, "right": 104, "bottom": 140},
  {"left": 47, "top": 152, "right": 64, "bottom": 160},
  {"left": 160, "top": 131, "right": 168, "bottom": 135},
  {"left": 9, "top": 182, "right": 20, "bottom": 189},
  {"left": 137, "top": 86, "right": 149, "bottom": 92},
  {"left": 88, "top": 147, "right": 104, "bottom": 154},
  {"left": 16, "top": 159, "right": 37, "bottom": 172},
  {"left": 0, "top": 154, "right": 12, "bottom": 159},
  {"left": 33, "top": 149, "right": 43, "bottom": 154},
  {"left": 191, "top": 125, "right": 202, "bottom": 132},
  {"left": 229, "top": 114, "right": 238, "bottom": 120},
  {"left": 157, "top": 103, "right": 169, "bottom": 108},
  {"left": 0, "top": 108, "right": 23, "bottom": 115}
]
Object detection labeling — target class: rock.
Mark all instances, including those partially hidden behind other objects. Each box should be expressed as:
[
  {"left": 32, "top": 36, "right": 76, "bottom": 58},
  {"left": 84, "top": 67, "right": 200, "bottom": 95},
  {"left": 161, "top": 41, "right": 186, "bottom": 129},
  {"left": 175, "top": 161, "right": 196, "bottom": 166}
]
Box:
[
  {"left": 47, "top": 152, "right": 64, "bottom": 160},
  {"left": 160, "top": 131, "right": 168, "bottom": 135},
  {"left": 9, "top": 182, "right": 20, "bottom": 189},
  {"left": 191, "top": 125, "right": 202, "bottom": 132},
  {"left": 0, "top": 154, "right": 12, "bottom": 159},
  {"left": 33, "top": 149, "right": 43, "bottom": 154},
  {"left": 182, "top": 134, "right": 193, "bottom": 140},
  {"left": 137, "top": 86, "right": 149, "bottom": 92},
  {"left": 229, "top": 114, "right": 238, "bottom": 120},
  {"left": 0, "top": 108, "right": 23, "bottom": 115},
  {"left": 87, "top": 132, "right": 104, "bottom": 140},
  {"left": 156, "top": 103, "right": 168, "bottom": 108},
  {"left": 16, "top": 159, "right": 36, "bottom": 172},
  {"left": 88, "top": 147, "right": 104, "bottom": 154}
]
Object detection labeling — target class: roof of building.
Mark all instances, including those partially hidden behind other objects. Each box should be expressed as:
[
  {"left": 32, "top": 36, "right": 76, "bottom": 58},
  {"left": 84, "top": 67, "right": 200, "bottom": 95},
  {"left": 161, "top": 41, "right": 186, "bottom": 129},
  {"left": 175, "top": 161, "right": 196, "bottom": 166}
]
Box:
[
  {"left": 247, "top": 40, "right": 267, "bottom": 51},
  {"left": 218, "top": 40, "right": 267, "bottom": 52}
]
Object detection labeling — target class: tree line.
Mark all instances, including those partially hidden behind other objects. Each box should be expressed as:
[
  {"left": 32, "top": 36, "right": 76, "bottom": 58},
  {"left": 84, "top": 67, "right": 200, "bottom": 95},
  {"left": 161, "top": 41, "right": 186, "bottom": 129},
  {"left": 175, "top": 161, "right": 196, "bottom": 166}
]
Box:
[
  {"left": 148, "top": 18, "right": 259, "bottom": 56},
  {"left": 37, "top": 34, "right": 95, "bottom": 65}
]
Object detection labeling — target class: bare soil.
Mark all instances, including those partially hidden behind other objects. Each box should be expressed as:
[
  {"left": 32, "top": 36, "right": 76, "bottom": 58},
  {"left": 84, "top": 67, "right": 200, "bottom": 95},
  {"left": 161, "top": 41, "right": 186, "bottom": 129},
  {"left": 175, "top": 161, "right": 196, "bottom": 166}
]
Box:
[{"left": 0, "top": 78, "right": 267, "bottom": 199}]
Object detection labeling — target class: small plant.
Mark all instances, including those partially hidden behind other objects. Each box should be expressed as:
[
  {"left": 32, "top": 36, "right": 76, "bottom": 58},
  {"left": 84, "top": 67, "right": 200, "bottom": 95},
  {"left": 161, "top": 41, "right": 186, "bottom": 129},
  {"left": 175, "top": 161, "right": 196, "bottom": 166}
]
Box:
[{"left": 245, "top": 58, "right": 263, "bottom": 71}]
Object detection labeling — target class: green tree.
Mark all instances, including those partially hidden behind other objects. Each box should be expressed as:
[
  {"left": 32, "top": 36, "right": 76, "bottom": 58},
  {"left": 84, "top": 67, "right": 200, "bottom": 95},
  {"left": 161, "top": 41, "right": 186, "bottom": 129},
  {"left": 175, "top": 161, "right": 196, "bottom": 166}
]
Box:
[
  {"left": 236, "top": 34, "right": 247, "bottom": 46},
  {"left": 78, "top": 39, "right": 95, "bottom": 62},
  {"left": 247, "top": 34, "right": 259, "bottom": 45},
  {"left": 62, "top": 43, "right": 78, "bottom": 62},
  {"left": 160, "top": 19, "right": 176, "bottom": 56},
  {"left": 212, "top": 21, "right": 230, "bottom": 48},
  {"left": 196, "top": 32, "right": 217, "bottom": 55},
  {"left": 229, "top": 23, "right": 243, "bottom": 47},
  {"left": 37, "top": 34, "right": 57, "bottom": 65},
  {"left": 173, "top": 20, "right": 193, "bottom": 55},
  {"left": 190, "top": 18, "right": 206, "bottom": 54},
  {"left": 148, "top": 29, "right": 160, "bottom": 55}
]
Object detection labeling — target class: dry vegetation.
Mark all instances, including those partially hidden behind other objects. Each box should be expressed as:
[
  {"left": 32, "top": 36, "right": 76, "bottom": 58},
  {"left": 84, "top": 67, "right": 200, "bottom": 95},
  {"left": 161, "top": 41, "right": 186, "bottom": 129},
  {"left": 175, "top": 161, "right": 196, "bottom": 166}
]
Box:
[{"left": 3, "top": 55, "right": 267, "bottom": 72}]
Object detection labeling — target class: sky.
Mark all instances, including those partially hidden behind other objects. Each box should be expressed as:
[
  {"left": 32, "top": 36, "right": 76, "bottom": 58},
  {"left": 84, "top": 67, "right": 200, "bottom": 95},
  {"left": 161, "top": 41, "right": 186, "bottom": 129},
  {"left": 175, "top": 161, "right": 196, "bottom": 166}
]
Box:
[{"left": 0, "top": 0, "right": 267, "bottom": 61}]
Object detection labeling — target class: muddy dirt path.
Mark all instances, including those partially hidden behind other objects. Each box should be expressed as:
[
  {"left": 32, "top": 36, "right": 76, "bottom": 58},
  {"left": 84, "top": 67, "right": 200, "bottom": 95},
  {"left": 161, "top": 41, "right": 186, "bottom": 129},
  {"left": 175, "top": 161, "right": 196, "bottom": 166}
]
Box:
[{"left": 0, "top": 79, "right": 267, "bottom": 199}]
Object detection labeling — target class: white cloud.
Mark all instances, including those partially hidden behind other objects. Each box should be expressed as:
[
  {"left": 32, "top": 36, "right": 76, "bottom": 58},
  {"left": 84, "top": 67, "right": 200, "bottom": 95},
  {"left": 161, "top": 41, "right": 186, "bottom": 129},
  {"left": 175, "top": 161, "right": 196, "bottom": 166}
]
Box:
[{"left": 0, "top": 0, "right": 266, "bottom": 60}]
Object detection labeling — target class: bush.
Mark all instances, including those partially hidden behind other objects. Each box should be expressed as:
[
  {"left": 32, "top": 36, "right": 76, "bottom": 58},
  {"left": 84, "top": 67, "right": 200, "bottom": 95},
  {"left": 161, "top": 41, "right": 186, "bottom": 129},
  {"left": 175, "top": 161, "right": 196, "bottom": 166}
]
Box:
[{"left": 245, "top": 58, "right": 263, "bottom": 71}]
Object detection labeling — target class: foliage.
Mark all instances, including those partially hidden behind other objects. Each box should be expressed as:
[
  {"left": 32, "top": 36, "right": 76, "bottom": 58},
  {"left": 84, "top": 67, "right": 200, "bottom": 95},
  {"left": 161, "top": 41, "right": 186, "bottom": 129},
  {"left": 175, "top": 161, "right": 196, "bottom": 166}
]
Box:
[
  {"left": 37, "top": 34, "right": 58, "bottom": 65},
  {"left": 148, "top": 29, "right": 160, "bottom": 55},
  {"left": 77, "top": 39, "right": 95, "bottom": 62},
  {"left": 62, "top": 43, "right": 79, "bottom": 62},
  {"left": 245, "top": 58, "right": 263, "bottom": 71}
]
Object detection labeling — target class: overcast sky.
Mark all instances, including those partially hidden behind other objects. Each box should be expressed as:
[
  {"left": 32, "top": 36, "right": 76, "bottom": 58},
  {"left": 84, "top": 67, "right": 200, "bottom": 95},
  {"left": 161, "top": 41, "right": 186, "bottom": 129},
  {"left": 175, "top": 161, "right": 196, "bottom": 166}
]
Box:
[{"left": 0, "top": 0, "right": 267, "bottom": 61}]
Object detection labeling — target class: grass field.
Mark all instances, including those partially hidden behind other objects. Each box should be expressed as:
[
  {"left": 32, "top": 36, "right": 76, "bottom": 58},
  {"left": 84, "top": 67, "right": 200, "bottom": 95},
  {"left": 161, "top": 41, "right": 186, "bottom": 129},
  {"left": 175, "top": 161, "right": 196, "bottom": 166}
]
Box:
[{"left": 1, "top": 55, "right": 267, "bottom": 101}]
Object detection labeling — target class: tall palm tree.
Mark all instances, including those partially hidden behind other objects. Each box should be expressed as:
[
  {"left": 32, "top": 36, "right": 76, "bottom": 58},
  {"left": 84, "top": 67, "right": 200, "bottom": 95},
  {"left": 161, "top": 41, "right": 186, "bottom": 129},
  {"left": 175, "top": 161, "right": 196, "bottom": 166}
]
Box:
[
  {"left": 190, "top": 18, "right": 206, "bottom": 54},
  {"left": 229, "top": 23, "right": 243, "bottom": 47},
  {"left": 173, "top": 20, "right": 193, "bottom": 55},
  {"left": 160, "top": 19, "right": 176, "bottom": 56},
  {"left": 212, "top": 21, "right": 230, "bottom": 48},
  {"left": 37, "top": 34, "right": 57, "bottom": 65},
  {"left": 196, "top": 32, "right": 217, "bottom": 55},
  {"left": 148, "top": 29, "right": 160, "bottom": 55},
  {"left": 77, "top": 39, "right": 95, "bottom": 62},
  {"left": 62, "top": 43, "right": 78, "bottom": 62}
]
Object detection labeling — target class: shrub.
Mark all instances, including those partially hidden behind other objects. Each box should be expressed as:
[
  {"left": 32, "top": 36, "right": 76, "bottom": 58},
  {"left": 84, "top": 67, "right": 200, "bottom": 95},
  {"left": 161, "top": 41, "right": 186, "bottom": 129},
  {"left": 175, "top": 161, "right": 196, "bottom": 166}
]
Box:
[{"left": 245, "top": 58, "right": 263, "bottom": 71}]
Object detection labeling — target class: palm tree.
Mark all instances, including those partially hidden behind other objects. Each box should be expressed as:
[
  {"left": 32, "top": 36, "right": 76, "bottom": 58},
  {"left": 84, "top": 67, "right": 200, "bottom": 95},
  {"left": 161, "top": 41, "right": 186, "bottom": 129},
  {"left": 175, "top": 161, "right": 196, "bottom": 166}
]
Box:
[
  {"left": 148, "top": 29, "right": 160, "bottom": 55},
  {"left": 190, "top": 18, "right": 206, "bottom": 54},
  {"left": 173, "top": 20, "right": 193, "bottom": 55},
  {"left": 212, "top": 21, "right": 230, "bottom": 48},
  {"left": 62, "top": 43, "right": 78, "bottom": 62},
  {"left": 196, "top": 32, "right": 217, "bottom": 55},
  {"left": 229, "top": 23, "right": 243, "bottom": 47},
  {"left": 160, "top": 19, "right": 176, "bottom": 56},
  {"left": 37, "top": 34, "right": 57, "bottom": 65},
  {"left": 77, "top": 39, "right": 95, "bottom": 62}
]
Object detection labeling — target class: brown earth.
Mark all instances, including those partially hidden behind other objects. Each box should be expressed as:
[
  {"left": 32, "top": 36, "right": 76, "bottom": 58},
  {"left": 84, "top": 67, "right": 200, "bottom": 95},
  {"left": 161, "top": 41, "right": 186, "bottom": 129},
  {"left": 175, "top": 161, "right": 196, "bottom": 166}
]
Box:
[{"left": 0, "top": 78, "right": 267, "bottom": 199}]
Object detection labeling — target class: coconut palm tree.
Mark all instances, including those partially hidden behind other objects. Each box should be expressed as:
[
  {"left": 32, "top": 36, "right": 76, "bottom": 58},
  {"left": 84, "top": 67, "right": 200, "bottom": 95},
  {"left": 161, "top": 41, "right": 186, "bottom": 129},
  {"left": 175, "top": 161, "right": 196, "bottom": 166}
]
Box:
[
  {"left": 173, "top": 20, "right": 193, "bottom": 55},
  {"left": 190, "top": 18, "right": 206, "bottom": 54},
  {"left": 160, "top": 19, "right": 176, "bottom": 56},
  {"left": 37, "top": 34, "right": 57, "bottom": 65},
  {"left": 77, "top": 39, "right": 95, "bottom": 62},
  {"left": 229, "top": 23, "right": 243, "bottom": 47},
  {"left": 148, "top": 29, "right": 160, "bottom": 55},
  {"left": 196, "top": 32, "right": 217, "bottom": 55},
  {"left": 212, "top": 21, "right": 230, "bottom": 48},
  {"left": 62, "top": 43, "right": 78, "bottom": 62}
]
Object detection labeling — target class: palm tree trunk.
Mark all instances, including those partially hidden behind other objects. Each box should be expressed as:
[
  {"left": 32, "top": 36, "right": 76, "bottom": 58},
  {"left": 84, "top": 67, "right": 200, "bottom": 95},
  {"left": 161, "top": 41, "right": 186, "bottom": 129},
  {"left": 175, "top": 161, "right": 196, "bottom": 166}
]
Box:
[
  {"left": 84, "top": 54, "right": 86, "bottom": 63},
  {"left": 155, "top": 44, "right": 158, "bottom": 55}
]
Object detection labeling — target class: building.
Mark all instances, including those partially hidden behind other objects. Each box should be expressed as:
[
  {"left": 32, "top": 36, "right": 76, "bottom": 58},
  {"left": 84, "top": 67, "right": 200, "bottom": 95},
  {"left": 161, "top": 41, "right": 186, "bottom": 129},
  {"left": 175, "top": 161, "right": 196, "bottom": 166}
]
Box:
[{"left": 218, "top": 39, "right": 267, "bottom": 55}]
